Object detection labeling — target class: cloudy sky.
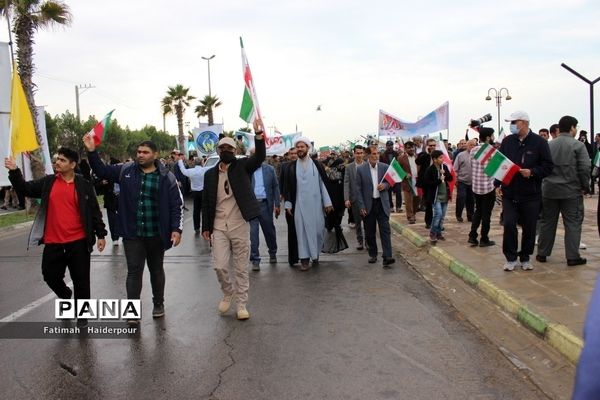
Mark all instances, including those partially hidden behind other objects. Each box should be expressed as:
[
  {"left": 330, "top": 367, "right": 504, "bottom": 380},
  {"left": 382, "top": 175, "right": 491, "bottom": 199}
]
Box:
[{"left": 2, "top": 0, "right": 600, "bottom": 146}]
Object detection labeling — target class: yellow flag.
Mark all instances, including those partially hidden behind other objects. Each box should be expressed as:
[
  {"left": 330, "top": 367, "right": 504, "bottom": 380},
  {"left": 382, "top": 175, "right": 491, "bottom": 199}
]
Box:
[{"left": 10, "top": 64, "right": 38, "bottom": 155}]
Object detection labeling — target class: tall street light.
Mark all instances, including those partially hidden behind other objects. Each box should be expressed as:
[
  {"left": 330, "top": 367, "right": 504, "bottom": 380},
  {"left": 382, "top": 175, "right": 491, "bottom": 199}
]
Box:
[
  {"left": 561, "top": 63, "right": 600, "bottom": 137},
  {"left": 486, "top": 88, "right": 511, "bottom": 134},
  {"left": 202, "top": 55, "right": 215, "bottom": 96}
]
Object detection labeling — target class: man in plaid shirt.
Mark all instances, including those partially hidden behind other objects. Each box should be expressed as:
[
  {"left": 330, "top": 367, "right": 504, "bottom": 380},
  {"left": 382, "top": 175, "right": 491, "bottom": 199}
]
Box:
[{"left": 468, "top": 127, "right": 496, "bottom": 247}]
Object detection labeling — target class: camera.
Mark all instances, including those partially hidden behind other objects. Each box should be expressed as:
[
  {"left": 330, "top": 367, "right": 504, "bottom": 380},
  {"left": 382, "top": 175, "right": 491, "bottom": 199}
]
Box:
[{"left": 469, "top": 113, "right": 492, "bottom": 128}]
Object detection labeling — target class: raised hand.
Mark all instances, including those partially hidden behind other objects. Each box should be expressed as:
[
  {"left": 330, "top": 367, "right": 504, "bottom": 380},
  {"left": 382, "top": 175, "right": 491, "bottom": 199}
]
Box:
[
  {"left": 4, "top": 157, "right": 17, "bottom": 171},
  {"left": 83, "top": 133, "right": 96, "bottom": 152}
]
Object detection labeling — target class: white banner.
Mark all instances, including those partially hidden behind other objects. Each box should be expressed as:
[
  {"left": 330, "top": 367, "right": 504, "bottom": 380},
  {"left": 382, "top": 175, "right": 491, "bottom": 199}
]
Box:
[
  {"left": 379, "top": 101, "right": 449, "bottom": 138},
  {"left": 238, "top": 131, "right": 301, "bottom": 156},
  {"left": 0, "top": 42, "right": 11, "bottom": 186},
  {"left": 191, "top": 123, "right": 223, "bottom": 156}
]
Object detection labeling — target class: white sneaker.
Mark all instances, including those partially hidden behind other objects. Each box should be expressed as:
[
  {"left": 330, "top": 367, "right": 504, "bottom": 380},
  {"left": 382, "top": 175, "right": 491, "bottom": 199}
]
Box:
[
  {"left": 218, "top": 294, "right": 234, "bottom": 314},
  {"left": 521, "top": 261, "right": 534, "bottom": 271},
  {"left": 503, "top": 261, "right": 519, "bottom": 271},
  {"left": 580, "top": 242, "right": 587, "bottom": 250}
]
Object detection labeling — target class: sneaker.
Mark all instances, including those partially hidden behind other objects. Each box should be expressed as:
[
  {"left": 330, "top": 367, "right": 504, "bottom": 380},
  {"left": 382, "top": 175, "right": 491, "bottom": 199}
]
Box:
[
  {"left": 521, "top": 261, "right": 534, "bottom": 271},
  {"left": 429, "top": 233, "right": 437, "bottom": 243},
  {"left": 152, "top": 303, "right": 165, "bottom": 318},
  {"left": 218, "top": 294, "right": 234, "bottom": 314},
  {"left": 479, "top": 240, "right": 495, "bottom": 247},
  {"left": 503, "top": 261, "right": 519, "bottom": 271},
  {"left": 251, "top": 261, "right": 260, "bottom": 271},
  {"left": 237, "top": 307, "right": 250, "bottom": 320},
  {"left": 467, "top": 238, "right": 479, "bottom": 246},
  {"left": 269, "top": 255, "right": 277, "bottom": 264},
  {"left": 579, "top": 242, "right": 587, "bottom": 250},
  {"left": 567, "top": 257, "right": 587, "bottom": 267}
]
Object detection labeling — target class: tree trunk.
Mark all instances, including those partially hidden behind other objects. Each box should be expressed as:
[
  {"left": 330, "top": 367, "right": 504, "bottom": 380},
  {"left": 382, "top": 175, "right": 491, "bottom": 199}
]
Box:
[
  {"left": 176, "top": 103, "right": 185, "bottom": 154},
  {"left": 208, "top": 108, "right": 214, "bottom": 126}
]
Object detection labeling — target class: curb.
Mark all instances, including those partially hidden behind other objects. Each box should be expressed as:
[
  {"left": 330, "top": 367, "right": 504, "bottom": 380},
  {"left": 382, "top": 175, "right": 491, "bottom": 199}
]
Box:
[
  {"left": 390, "top": 220, "right": 583, "bottom": 365},
  {"left": 0, "top": 220, "right": 33, "bottom": 234}
]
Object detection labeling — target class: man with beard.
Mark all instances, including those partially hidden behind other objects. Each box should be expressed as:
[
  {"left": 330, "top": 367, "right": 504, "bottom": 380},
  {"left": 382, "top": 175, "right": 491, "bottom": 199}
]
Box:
[
  {"left": 416, "top": 138, "right": 437, "bottom": 228},
  {"left": 279, "top": 147, "right": 299, "bottom": 266},
  {"left": 84, "top": 137, "right": 183, "bottom": 324},
  {"left": 201, "top": 119, "right": 265, "bottom": 320},
  {"left": 282, "top": 137, "right": 334, "bottom": 271},
  {"left": 344, "top": 145, "right": 367, "bottom": 249}
]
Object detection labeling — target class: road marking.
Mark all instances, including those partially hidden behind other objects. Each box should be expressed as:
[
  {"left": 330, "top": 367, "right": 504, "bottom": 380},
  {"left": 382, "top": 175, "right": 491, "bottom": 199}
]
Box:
[{"left": 0, "top": 281, "right": 72, "bottom": 323}]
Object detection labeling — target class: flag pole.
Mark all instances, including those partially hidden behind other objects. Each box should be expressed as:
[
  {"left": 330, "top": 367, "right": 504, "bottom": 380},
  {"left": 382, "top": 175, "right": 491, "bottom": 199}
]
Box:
[{"left": 4, "top": 9, "right": 15, "bottom": 65}]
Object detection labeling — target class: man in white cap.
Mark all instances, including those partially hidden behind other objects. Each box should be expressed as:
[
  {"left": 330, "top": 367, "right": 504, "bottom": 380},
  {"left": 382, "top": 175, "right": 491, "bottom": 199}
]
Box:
[
  {"left": 282, "top": 136, "right": 333, "bottom": 271},
  {"left": 496, "top": 111, "right": 553, "bottom": 271},
  {"left": 201, "top": 119, "right": 266, "bottom": 320}
]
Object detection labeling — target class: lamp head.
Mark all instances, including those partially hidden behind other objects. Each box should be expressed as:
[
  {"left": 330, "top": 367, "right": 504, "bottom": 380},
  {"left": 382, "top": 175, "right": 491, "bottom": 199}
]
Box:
[{"left": 485, "top": 96, "right": 492, "bottom": 101}]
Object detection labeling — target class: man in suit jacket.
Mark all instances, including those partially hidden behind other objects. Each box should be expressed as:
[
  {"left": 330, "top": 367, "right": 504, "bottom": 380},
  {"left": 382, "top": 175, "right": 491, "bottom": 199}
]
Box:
[
  {"left": 344, "top": 145, "right": 367, "bottom": 250},
  {"left": 354, "top": 145, "right": 395, "bottom": 268},
  {"left": 249, "top": 158, "right": 281, "bottom": 271}
]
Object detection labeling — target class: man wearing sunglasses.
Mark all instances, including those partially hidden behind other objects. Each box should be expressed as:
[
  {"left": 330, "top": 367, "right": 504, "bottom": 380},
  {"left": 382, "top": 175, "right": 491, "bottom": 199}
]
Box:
[{"left": 202, "top": 118, "right": 266, "bottom": 320}]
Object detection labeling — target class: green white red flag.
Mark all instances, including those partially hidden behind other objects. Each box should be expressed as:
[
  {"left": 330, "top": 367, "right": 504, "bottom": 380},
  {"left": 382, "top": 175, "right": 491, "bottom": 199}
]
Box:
[
  {"left": 90, "top": 110, "right": 114, "bottom": 146},
  {"left": 483, "top": 150, "right": 521, "bottom": 185},
  {"left": 473, "top": 143, "right": 496, "bottom": 165},
  {"left": 435, "top": 133, "right": 456, "bottom": 194},
  {"left": 239, "top": 37, "right": 261, "bottom": 126},
  {"left": 383, "top": 158, "right": 407, "bottom": 185},
  {"left": 594, "top": 151, "right": 600, "bottom": 168}
]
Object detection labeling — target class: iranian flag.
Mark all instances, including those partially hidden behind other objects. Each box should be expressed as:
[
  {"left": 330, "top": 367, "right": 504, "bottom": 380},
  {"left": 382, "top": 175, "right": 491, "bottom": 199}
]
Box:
[
  {"left": 383, "top": 158, "right": 407, "bottom": 185},
  {"left": 473, "top": 143, "right": 496, "bottom": 165},
  {"left": 239, "top": 37, "right": 262, "bottom": 127},
  {"left": 435, "top": 133, "right": 456, "bottom": 194},
  {"left": 484, "top": 150, "right": 521, "bottom": 185},
  {"left": 89, "top": 110, "right": 114, "bottom": 146}
]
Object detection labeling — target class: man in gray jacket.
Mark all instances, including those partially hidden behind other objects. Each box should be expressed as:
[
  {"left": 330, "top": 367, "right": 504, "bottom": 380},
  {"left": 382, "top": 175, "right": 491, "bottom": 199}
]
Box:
[
  {"left": 536, "top": 115, "right": 590, "bottom": 266},
  {"left": 344, "top": 145, "right": 366, "bottom": 250}
]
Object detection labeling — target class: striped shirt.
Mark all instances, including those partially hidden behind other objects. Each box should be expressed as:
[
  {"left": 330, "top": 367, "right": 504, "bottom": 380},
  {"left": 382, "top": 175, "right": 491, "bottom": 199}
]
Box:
[{"left": 470, "top": 146, "right": 495, "bottom": 195}]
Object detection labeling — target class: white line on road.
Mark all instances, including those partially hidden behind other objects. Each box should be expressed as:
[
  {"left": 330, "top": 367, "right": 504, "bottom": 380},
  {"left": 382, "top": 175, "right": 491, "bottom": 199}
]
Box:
[{"left": 0, "top": 281, "right": 72, "bottom": 323}]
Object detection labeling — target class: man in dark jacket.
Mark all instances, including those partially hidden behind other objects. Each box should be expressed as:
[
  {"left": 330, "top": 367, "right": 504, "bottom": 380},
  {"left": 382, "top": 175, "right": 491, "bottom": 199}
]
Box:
[
  {"left": 416, "top": 138, "right": 437, "bottom": 227},
  {"left": 84, "top": 137, "right": 183, "bottom": 323},
  {"left": 202, "top": 119, "right": 265, "bottom": 320},
  {"left": 5, "top": 147, "right": 106, "bottom": 327},
  {"left": 497, "top": 111, "right": 553, "bottom": 271}
]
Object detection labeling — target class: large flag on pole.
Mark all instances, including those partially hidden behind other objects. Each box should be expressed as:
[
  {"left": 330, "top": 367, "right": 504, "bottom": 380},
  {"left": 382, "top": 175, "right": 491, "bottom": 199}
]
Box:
[
  {"left": 0, "top": 42, "right": 11, "bottom": 186},
  {"left": 239, "top": 37, "right": 262, "bottom": 127},
  {"left": 89, "top": 109, "right": 114, "bottom": 146},
  {"left": 10, "top": 63, "right": 38, "bottom": 155}
]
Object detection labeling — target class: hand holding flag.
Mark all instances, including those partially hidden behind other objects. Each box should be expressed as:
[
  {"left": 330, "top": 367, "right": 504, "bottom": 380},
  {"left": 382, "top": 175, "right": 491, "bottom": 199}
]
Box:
[{"left": 89, "top": 110, "right": 114, "bottom": 146}]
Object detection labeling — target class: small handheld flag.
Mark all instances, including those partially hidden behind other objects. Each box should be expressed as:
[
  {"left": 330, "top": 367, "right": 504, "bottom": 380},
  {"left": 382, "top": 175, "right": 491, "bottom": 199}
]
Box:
[{"left": 89, "top": 110, "right": 114, "bottom": 146}]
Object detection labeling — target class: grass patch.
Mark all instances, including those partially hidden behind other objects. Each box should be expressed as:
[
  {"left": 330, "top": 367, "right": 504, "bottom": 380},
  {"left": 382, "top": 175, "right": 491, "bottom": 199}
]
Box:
[{"left": 0, "top": 210, "right": 35, "bottom": 229}]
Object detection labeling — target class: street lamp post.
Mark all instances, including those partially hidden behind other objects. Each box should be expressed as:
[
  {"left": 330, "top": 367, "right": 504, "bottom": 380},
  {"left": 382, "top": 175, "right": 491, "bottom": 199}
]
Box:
[
  {"left": 201, "top": 55, "right": 215, "bottom": 96},
  {"left": 486, "top": 88, "right": 512, "bottom": 134},
  {"left": 561, "top": 63, "right": 600, "bottom": 137}
]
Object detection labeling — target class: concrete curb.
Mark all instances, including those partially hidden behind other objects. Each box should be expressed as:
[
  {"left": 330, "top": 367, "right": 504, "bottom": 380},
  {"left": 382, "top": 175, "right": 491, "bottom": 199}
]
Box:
[
  {"left": 0, "top": 220, "right": 33, "bottom": 234},
  {"left": 390, "top": 220, "right": 583, "bottom": 365}
]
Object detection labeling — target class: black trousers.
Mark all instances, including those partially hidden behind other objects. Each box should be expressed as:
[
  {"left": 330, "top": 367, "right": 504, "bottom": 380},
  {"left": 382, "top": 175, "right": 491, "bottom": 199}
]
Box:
[
  {"left": 455, "top": 181, "right": 474, "bottom": 220},
  {"left": 469, "top": 191, "right": 496, "bottom": 242},
  {"left": 106, "top": 209, "right": 119, "bottom": 241},
  {"left": 41, "top": 239, "right": 90, "bottom": 301},
  {"left": 193, "top": 190, "right": 203, "bottom": 231},
  {"left": 123, "top": 237, "right": 166, "bottom": 305},
  {"left": 388, "top": 183, "right": 402, "bottom": 209},
  {"left": 502, "top": 198, "right": 540, "bottom": 262},
  {"left": 363, "top": 198, "right": 392, "bottom": 259},
  {"left": 285, "top": 211, "right": 299, "bottom": 265}
]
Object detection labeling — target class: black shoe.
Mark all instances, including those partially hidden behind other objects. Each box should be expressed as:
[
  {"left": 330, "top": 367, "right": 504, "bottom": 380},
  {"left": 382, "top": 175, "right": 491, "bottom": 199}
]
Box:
[
  {"left": 425, "top": 224, "right": 431, "bottom": 229},
  {"left": 382, "top": 258, "right": 395, "bottom": 267},
  {"left": 456, "top": 217, "right": 464, "bottom": 223},
  {"left": 479, "top": 240, "right": 495, "bottom": 247},
  {"left": 300, "top": 259, "right": 311, "bottom": 271},
  {"left": 269, "top": 255, "right": 277, "bottom": 264},
  {"left": 251, "top": 262, "right": 260, "bottom": 271},
  {"left": 152, "top": 303, "right": 165, "bottom": 318},
  {"left": 357, "top": 245, "right": 364, "bottom": 251},
  {"left": 467, "top": 216, "right": 473, "bottom": 222},
  {"left": 127, "top": 319, "right": 140, "bottom": 326},
  {"left": 535, "top": 255, "right": 547, "bottom": 263},
  {"left": 312, "top": 259, "right": 319, "bottom": 266},
  {"left": 76, "top": 318, "right": 88, "bottom": 328},
  {"left": 368, "top": 257, "right": 377, "bottom": 264},
  {"left": 567, "top": 257, "right": 586, "bottom": 266},
  {"left": 467, "top": 238, "right": 479, "bottom": 246},
  {"left": 0, "top": 206, "right": 6, "bottom": 210}
]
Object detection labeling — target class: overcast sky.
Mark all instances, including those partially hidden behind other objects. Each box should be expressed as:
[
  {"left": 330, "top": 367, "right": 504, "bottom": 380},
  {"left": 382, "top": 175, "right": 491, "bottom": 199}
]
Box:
[{"left": 2, "top": 0, "right": 600, "bottom": 146}]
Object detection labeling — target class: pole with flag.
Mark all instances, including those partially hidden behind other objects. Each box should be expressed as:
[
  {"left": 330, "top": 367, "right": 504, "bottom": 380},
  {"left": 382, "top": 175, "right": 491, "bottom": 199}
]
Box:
[
  {"left": 89, "top": 109, "right": 115, "bottom": 146},
  {"left": 9, "top": 63, "right": 38, "bottom": 156},
  {"left": 239, "top": 37, "right": 264, "bottom": 136}
]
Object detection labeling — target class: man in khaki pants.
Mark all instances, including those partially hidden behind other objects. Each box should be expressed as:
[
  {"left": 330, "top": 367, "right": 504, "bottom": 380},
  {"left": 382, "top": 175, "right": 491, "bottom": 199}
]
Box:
[{"left": 202, "top": 119, "right": 265, "bottom": 320}]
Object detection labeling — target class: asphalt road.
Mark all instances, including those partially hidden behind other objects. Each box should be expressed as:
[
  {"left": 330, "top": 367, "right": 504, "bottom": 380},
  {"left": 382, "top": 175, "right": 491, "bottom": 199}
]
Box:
[{"left": 0, "top": 204, "right": 546, "bottom": 400}]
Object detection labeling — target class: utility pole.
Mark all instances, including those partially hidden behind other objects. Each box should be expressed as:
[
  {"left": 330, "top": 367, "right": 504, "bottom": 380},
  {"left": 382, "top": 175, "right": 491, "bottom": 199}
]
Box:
[
  {"left": 75, "top": 83, "right": 95, "bottom": 121},
  {"left": 561, "top": 63, "right": 600, "bottom": 136}
]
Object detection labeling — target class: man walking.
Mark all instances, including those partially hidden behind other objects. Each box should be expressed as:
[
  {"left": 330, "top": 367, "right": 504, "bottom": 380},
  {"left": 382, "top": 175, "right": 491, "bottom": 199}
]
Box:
[
  {"left": 177, "top": 155, "right": 211, "bottom": 234},
  {"left": 497, "top": 111, "right": 553, "bottom": 271},
  {"left": 380, "top": 140, "right": 401, "bottom": 212},
  {"left": 344, "top": 145, "right": 366, "bottom": 249},
  {"left": 398, "top": 141, "right": 420, "bottom": 224},
  {"left": 282, "top": 137, "right": 333, "bottom": 271},
  {"left": 249, "top": 153, "right": 280, "bottom": 271},
  {"left": 5, "top": 148, "right": 106, "bottom": 327},
  {"left": 416, "top": 138, "right": 437, "bottom": 228},
  {"left": 536, "top": 115, "right": 589, "bottom": 266},
  {"left": 202, "top": 119, "right": 265, "bottom": 320},
  {"left": 279, "top": 147, "right": 299, "bottom": 266},
  {"left": 453, "top": 139, "right": 475, "bottom": 222},
  {"left": 355, "top": 145, "right": 395, "bottom": 267},
  {"left": 84, "top": 137, "right": 183, "bottom": 322}
]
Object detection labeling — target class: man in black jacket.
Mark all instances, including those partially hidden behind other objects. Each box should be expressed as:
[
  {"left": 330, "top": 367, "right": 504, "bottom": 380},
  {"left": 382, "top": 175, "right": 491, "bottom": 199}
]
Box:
[
  {"left": 202, "top": 118, "right": 265, "bottom": 320},
  {"left": 497, "top": 111, "right": 553, "bottom": 271},
  {"left": 5, "top": 147, "right": 106, "bottom": 327}
]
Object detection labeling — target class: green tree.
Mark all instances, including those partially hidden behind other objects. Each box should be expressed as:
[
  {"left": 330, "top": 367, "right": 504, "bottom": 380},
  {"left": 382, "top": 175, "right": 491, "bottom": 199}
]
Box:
[
  {"left": 1, "top": 0, "right": 72, "bottom": 177},
  {"left": 195, "top": 95, "right": 222, "bottom": 126},
  {"left": 44, "top": 111, "right": 60, "bottom": 155},
  {"left": 162, "top": 84, "right": 195, "bottom": 155}
]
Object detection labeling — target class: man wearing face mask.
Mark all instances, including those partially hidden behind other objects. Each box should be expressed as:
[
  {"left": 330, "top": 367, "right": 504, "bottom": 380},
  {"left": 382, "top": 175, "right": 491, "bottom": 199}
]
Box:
[
  {"left": 202, "top": 119, "right": 266, "bottom": 320},
  {"left": 496, "top": 111, "right": 553, "bottom": 271}
]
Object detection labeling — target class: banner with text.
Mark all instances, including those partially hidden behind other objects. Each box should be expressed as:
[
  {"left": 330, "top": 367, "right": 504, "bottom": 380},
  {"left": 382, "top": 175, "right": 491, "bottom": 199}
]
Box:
[
  {"left": 379, "top": 101, "right": 449, "bottom": 139},
  {"left": 238, "top": 131, "right": 301, "bottom": 156}
]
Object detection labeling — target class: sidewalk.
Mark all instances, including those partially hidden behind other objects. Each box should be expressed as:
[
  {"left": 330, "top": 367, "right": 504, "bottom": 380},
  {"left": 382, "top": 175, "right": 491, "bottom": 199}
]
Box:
[{"left": 390, "top": 195, "right": 599, "bottom": 364}]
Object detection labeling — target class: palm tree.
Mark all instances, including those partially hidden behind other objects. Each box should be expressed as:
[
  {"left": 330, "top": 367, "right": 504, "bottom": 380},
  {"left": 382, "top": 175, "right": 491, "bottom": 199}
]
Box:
[
  {"left": 160, "top": 96, "right": 172, "bottom": 134},
  {"left": 195, "top": 95, "right": 222, "bottom": 126},
  {"left": 162, "top": 84, "right": 195, "bottom": 153},
  {"left": 1, "top": 0, "right": 72, "bottom": 176}
]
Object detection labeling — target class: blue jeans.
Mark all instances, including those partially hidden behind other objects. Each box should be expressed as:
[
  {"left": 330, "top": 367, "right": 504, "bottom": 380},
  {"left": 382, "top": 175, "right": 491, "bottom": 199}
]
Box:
[
  {"left": 250, "top": 200, "right": 278, "bottom": 263},
  {"left": 431, "top": 201, "right": 448, "bottom": 235}
]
